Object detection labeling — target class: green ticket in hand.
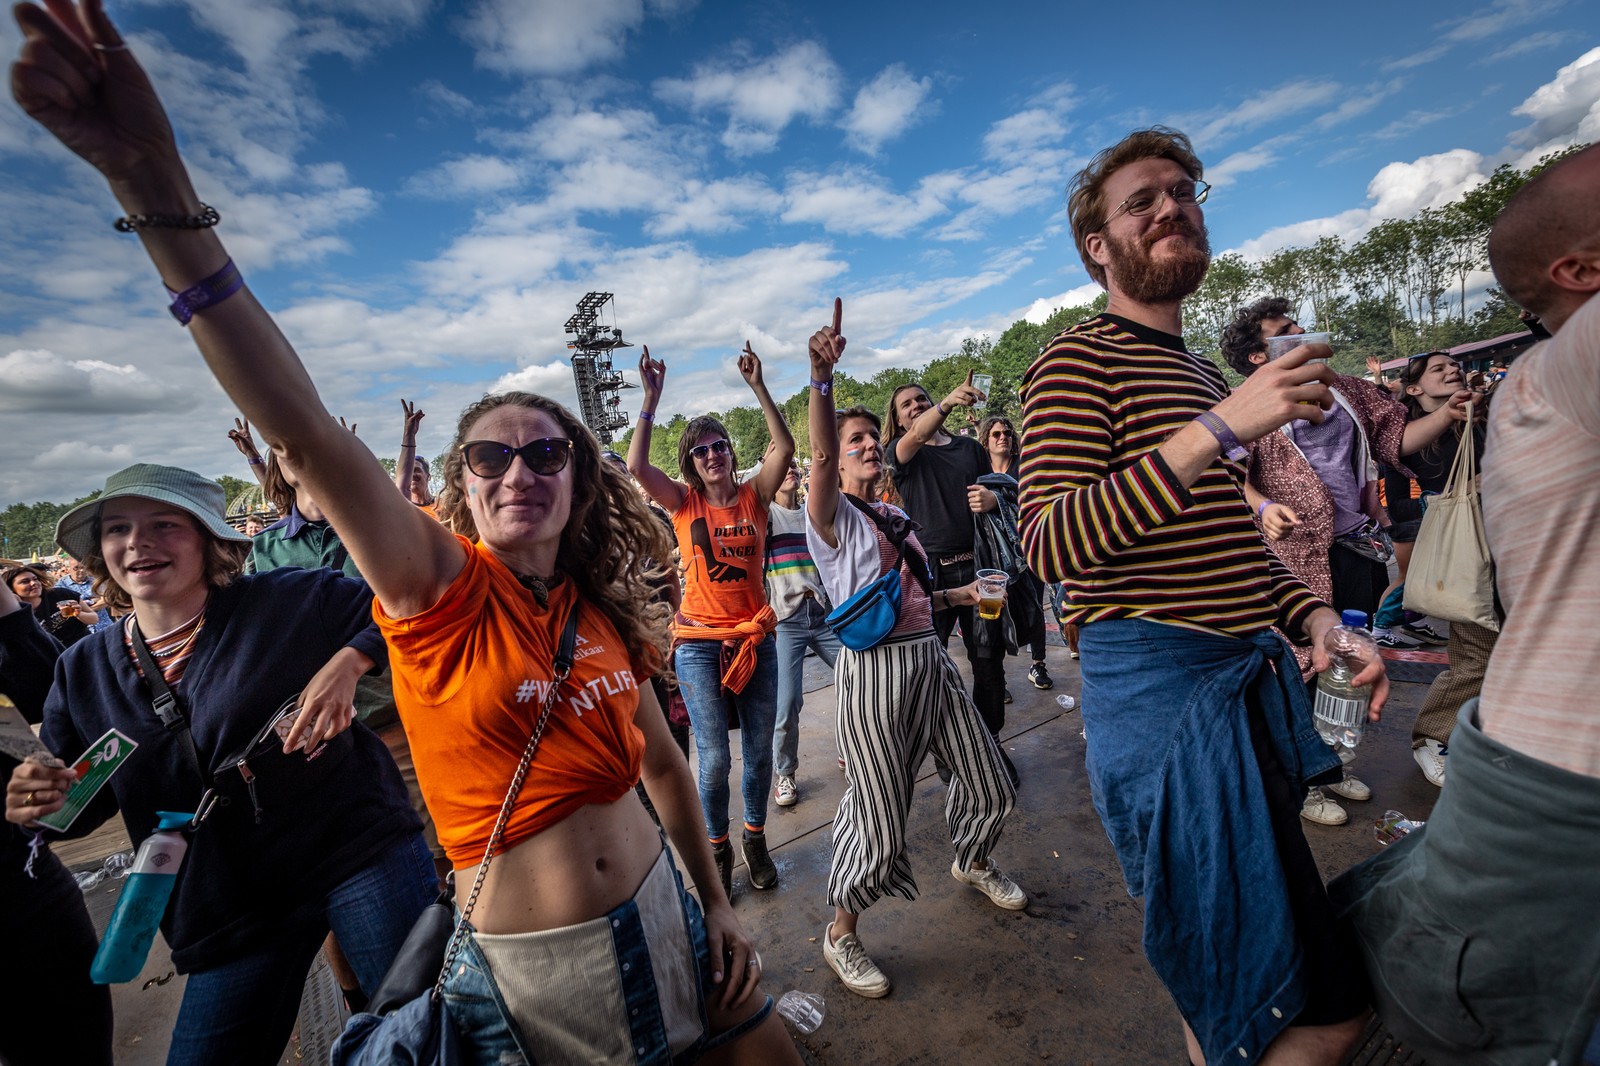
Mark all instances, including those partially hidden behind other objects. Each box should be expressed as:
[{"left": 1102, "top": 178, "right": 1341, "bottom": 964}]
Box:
[{"left": 33, "top": 728, "right": 139, "bottom": 834}]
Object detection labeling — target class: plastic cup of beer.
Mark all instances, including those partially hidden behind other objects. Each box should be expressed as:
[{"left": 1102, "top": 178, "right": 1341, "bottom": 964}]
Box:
[
  {"left": 59, "top": 602, "right": 78, "bottom": 618},
  {"left": 1265, "top": 331, "right": 1331, "bottom": 363},
  {"left": 971, "top": 372, "right": 992, "bottom": 399},
  {"left": 976, "top": 569, "right": 1007, "bottom": 621}
]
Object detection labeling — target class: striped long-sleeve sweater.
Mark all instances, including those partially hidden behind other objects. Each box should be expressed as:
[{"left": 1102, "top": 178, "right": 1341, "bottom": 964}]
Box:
[{"left": 1018, "top": 313, "right": 1324, "bottom": 639}]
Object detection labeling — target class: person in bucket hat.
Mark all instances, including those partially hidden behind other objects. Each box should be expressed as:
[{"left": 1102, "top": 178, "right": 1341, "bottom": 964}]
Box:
[{"left": 54, "top": 463, "right": 250, "bottom": 565}]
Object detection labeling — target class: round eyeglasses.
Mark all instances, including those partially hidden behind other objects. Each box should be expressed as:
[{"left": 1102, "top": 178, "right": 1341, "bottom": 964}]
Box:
[
  {"left": 1102, "top": 179, "right": 1211, "bottom": 228},
  {"left": 460, "top": 438, "right": 573, "bottom": 478}
]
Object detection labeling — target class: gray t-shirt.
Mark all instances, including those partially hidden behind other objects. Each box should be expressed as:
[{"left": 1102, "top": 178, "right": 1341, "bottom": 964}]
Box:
[{"left": 1287, "top": 404, "right": 1366, "bottom": 535}]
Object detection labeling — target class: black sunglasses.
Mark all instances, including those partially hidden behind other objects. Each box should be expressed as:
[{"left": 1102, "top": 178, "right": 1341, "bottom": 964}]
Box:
[
  {"left": 690, "top": 439, "right": 731, "bottom": 461},
  {"left": 460, "top": 438, "right": 573, "bottom": 478}
]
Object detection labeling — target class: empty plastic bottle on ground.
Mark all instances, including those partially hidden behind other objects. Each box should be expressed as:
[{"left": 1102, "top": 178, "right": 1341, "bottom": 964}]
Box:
[
  {"left": 1314, "top": 610, "right": 1377, "bottom": 750},
  {"left": 90, "top": 810, "right": 190, "bottom": 984}
]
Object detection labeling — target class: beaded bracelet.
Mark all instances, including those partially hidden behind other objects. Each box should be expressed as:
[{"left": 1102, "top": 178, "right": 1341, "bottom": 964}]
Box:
[{"left": 115, "top": 204, "right": 220, "bottom": 233}]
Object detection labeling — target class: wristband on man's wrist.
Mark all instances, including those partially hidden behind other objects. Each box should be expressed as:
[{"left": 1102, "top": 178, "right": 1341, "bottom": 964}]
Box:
[
  {"left": 809, "top": 378, "right": 832, "bottom": 395},
  {"left": 1195, "top": 411, "right": 1249, "bottom": 462},
  {"left": 1257, "top": 499, "right": 1273, "bottom": 519},
  {"left": 935, "top": 401, "right": 950, "bottom": 417}
]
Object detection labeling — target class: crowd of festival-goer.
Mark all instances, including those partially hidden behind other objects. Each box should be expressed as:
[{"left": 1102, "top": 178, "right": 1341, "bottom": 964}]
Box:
[{"left": 2, "top": 4, "right": 1597, "bottom": 1066}]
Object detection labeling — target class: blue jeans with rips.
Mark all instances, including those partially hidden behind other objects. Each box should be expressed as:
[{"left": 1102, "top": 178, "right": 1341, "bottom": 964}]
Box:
[
  {"left": 772, "top": 597, "right": 841, "bottom": 778},
  {"left": 674, "top": 634, "right": 779, "bottom": 839},
  {"left": 165, "top": 831, "right": 435, "bottom": 1066}
]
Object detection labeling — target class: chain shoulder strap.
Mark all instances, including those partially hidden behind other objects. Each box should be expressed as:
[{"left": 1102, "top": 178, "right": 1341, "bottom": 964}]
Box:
[{"left": 432, "top": 605, "right": 579, "bottom": 998}]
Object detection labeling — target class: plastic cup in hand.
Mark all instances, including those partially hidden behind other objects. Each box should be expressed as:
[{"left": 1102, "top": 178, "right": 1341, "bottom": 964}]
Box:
[
  {"left": 971, "top": 373, "right": 992, "bottom": 399},
  {"left": 1265, "top": 331, "right": 1331, "bottom": 363},
  {"left": 776, "top": 990, "right": 825, "bottom": 1034},
  {"left": 975, "top": 569, "right": 1007, "bottom": 621},
  {"left": 1374, "top": 810, "right": 1424, "bottom": 847}
]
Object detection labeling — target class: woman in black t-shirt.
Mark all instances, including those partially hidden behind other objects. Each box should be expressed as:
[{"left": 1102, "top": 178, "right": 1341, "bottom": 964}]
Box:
[{"left": 2, "top": 567, "right": 97, "bottom": 647}]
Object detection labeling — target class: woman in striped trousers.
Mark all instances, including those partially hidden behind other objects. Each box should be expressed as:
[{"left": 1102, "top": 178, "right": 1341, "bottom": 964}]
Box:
[{"left": 800, "top": 300, "right": 1025, "bottom": 999}]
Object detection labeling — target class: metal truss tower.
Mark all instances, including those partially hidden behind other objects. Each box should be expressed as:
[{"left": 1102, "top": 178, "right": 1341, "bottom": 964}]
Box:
[{"left": 564, "top": 291, "right": 634, "bottom": 444}]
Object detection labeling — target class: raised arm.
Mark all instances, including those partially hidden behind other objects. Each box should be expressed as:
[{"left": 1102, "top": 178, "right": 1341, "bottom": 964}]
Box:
[
  {"left": 626, "top": 347, "right": 689, "bottom": 514},
  {"left": 227, "top": 418, "right": 266, "bottom": 487},
  {"left": 740, "top": 342, "right": 795, "bottom": 506},
  {"left": 806, "top": 300, "right": 845, "bottom": 547},
  {"left": 11, "top": 0, "right": 462, "bottom": 618},
  {"left": 892, "top": 371, "right": 983, "bottom": 465},
  {"left": 395, "top": 399, "right": 424, "bottom": 498}
]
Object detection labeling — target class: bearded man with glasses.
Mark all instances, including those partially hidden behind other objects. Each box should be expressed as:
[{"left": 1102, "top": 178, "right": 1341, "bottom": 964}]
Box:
[{"left": 1018, "top": 127, "right": 1389, "bottom": 1066}]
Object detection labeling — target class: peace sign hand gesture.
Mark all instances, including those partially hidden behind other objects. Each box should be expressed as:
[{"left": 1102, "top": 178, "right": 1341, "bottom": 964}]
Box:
[
  {"left": 11, "top": 0, "right": 186, "bottom": 187},
  {"left": 227, "top": 417, "right": 259, "bottom": 460},
  {"left": 400, "top": 399, "right": 425, "bottom": 441}
]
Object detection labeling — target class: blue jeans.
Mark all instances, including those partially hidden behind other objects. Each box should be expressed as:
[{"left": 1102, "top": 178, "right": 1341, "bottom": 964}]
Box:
[
  {"left": 674, "top": 634, "right": 779, "bottom": 839},
  {"left": 166, "top": 831, "right": 435, "bottom": 1066},
  {"left": 772, "top": 597, "right": 841, "bottom": 777}
]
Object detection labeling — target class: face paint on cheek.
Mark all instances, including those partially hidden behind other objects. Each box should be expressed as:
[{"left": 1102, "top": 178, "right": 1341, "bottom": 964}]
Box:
[
  {"left": 468, "top": 485, "right": 477, "bottom": 496},
  {"left": 845, "top": 449, "right": 860, "bottom": 457}
]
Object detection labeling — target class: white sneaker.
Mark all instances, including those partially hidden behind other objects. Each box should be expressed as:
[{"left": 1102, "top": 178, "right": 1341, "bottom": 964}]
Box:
[
  {"left": 950, "top": 860, "right": 1028, "bottom": 910},
  {"left": 822, "top": 923, "right": 891, "bottom": 998},
  {"left": 1301, "top": 787, "right": 1348, "bottom": 826},
  {"left": 775, "top": 774, "right": 798, "bottom": 807},
  {"left": 1414, "top": 740, "right": 1447, "bottom": 788},
  {"left": 1326, "top": 769, "right": 1372, "bottom": 802}
]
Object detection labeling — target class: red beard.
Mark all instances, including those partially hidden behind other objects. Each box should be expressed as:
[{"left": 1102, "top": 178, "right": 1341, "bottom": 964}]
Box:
[{"left": 1104, "top": 219, "right": 1212, "bottom": 304}]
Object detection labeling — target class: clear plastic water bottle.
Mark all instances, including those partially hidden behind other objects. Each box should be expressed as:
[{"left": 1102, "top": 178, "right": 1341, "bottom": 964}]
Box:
[
  {"left": 775, "top": 990, "right": 825, "bottom": 1033},
  {"left": 91, "top": 811, "right": 191, "bottom": 984},
  {"left": 1314, "top": 610, "right": 1378, "bottom": 750},
  {"left": 1055, "top": 694, "right": 1077, "bottom": 712}
]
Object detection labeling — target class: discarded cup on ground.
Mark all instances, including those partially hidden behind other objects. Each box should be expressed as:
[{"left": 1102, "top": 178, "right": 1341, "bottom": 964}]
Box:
[
  {"left": 971, "top": 372, "right": 993, "bottom": 399},
  {"left": 1374, "top": 810, "right": 1425, "bottom": 847},
  {"left": 1055, "top": 694, "right": 1077, "bottom": 712},
  {"left": 1265, "top": 331, "right": 1332, "bottom": 362},
  {"left": 776, "top": 990, "right": 825, "bottom": 1034},
  {"left": 975, "top": 569, "right": 1007, "bottom": 621}
]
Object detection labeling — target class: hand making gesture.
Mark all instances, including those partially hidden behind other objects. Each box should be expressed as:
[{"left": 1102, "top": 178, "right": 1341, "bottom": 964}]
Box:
[
  {"left": 737, "top": 341, "right": 764, "bottom": 389},
  {"left": 638, "top": 346, "right": 666, "bottom": 408},
  {"left": 400, "top": 399, "right": 425, "bottom": 440}
]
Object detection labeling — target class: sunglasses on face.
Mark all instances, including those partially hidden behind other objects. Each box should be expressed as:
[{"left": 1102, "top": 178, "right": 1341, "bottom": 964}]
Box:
[
  {"left": 459, "top": 438, "right": 573, "bottom": 478},
  {"left": 690, "top": 439, "right": 730, "bottom": 461}
]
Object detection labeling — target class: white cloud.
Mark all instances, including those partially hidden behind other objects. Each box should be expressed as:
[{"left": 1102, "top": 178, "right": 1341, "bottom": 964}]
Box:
[
  {"left": 781, "top": 169, "right": 952, "bottom": 237},
  {"left": 654, "top": 42, "right": 842, "bottom": 156},
  {"left": 1510, "top": 45, "right": 1600, "bottom": 149},
  {"left": 842, "top": 65, "right": 935, "bottom": 154},
  {"left": 1018, "top": 283, "right": 1104, "bottom": 326},
  {"left": 1480, "top": 30, "right": 1577, "bottom": 62},
  {"left": 1191, "top": 81, "right": 1343, "bottom": 145},
  {"left": 0, "top": 349, "right": 196, "bottom": 414},
  {"left": 981, "top": 82, "right": 1075, "bottom": 159},
  {"left": 1205, "top": 144, "right": 1280, "bottom": 187},
  {"left": 1313, "top": 79, "right": 1406, "bottom": 129},
  {"left": 462, "top": 0, "right": 695, "bottom": 77},
  {"left": 1384, "top": 0, "right": 1567, "bottom": 70},
  {"left": 647, "top": 177, "right": 781, "bottom": 237},
  {"left": 404, "top": 155, "right": 525, "bottom": 198}
]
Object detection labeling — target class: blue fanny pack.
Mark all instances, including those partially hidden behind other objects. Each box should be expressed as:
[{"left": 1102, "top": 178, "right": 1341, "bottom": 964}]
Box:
[{"left": 824, "top": 497, "right": 931, "bottom": 651}]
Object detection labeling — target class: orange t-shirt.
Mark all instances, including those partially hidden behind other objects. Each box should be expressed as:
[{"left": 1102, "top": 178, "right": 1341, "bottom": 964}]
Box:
[
  {"left": 671, "top": 482, "right": 768, "bottom": 627},
  {"left": 375, "top": 536, "right": 646, "bottom": 869}
]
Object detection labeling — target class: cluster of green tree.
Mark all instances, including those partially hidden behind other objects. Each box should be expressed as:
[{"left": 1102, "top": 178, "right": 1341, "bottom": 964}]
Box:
[{"left": 1, "top": 493, "right": 100, "bottom": 561}]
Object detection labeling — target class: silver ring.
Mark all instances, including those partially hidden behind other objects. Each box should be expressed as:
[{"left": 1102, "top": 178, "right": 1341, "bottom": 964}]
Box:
[
  {"left": 93, "top": 41, "right": 130, "bottom": 53},
  {"left": 746, "top": 959, "right": 758, "bottom": 968}
]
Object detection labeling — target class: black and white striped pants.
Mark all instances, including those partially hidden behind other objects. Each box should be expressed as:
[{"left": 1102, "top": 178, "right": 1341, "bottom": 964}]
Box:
[{"left": 828, "top": 630, "right": 1016, "bottom": 914}]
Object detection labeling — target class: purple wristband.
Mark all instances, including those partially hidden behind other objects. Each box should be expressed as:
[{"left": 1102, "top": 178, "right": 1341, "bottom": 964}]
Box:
[
  {"left": 1257, "top": 499, "right": 1272, "bottom": 519},
  {"left": 1195, "top": 411, "right": 1248, "bottom": 462},
  {"left": 166, "top": 259, "right": 243, "bottom": 326}
]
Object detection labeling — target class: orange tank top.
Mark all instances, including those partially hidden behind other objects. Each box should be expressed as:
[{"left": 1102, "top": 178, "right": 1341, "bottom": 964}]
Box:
[
  {"left": 375, "top": 536, "right": 646, "bottom": 869},
  {"left": 671, "top": 482, "right": 768, "bottom": 627}
]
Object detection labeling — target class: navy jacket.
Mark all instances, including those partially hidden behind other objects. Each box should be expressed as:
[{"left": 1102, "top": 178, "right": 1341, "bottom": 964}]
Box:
[{"left": 41, "top": 567, "right": 418, "bottom": 972}]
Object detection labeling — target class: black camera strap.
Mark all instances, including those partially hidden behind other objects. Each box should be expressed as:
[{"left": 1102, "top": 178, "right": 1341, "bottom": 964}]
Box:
[{"left": 129, "top": 619, "right": 219, "bottom": 826}]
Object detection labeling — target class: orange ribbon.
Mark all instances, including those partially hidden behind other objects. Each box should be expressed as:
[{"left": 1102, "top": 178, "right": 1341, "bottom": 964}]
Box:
[{"left": 672, "top": 605, "right": 777, "bottom": 695}]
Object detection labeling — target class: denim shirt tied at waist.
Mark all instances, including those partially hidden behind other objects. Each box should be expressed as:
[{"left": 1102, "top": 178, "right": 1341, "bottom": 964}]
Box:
[{"left": 1077, "top": 618, "right": 1340, "bottom": 1065}]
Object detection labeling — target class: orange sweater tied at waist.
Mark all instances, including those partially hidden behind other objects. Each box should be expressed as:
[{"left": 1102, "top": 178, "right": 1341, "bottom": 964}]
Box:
[{"left": 672, "top": 605, "right": 776, "bottom": 694}]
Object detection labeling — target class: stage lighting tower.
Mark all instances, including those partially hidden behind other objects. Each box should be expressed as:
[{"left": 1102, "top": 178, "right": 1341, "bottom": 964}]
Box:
[{"left": 564, "top": 291, "right": 634, "bottom": 443}]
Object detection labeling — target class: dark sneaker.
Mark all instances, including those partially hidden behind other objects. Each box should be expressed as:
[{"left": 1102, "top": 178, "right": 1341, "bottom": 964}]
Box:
[
  {"left": 1372, "top": 627, "right": 1420, "bottom": 650},
  {"left": 1004, "top": 687, "right": 1014, "bottom": 704},
  {"left": 1398, "top": 621, "right": 1448, "bottom": 646},
  {"left": 1027, "top": 662, "right": 1054, "bottom": 690},
  {"left": 742, "top": 829, "right": 777, "bottom": 890},
  {"left": 712, "top": 840, "right": 734, "bottom": 901}
]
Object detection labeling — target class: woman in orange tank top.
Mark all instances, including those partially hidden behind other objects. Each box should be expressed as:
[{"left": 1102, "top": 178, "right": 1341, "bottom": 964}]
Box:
[
  {"left": 626, "top": 344, "right": 796, "bottom": 901},
  {"left": 5, "top": 6, "right": 802, "bottom": 1061}
]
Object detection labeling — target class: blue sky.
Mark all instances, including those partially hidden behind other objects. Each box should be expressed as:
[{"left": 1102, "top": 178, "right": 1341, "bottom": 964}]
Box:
[{"left": 1, "top": 0, "right": 1597, "bottom": 506}]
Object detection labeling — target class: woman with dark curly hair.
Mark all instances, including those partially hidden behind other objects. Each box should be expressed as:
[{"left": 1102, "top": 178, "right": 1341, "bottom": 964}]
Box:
[
  {"left": 3, "top": 565, "right": 99, "bottom": 647},
  {"left": 627, "top": 344, "right": 795, "bottom": 900},
  {"left": 4, "top": 5, "right": 798, "bottom": 1061}
]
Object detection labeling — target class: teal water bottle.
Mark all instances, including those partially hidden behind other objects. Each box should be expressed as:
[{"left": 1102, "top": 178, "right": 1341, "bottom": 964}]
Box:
[{"left": 91, "top": 811, "right": 191, "bottom": 984}]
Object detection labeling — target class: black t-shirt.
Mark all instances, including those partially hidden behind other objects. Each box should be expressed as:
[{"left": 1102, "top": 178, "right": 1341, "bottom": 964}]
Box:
[
  {"left": 887, "top": 433, "right": 988, "bottom": 559},
  {"left": 34, "top": 588, "right": 90, "bottom": 648}
]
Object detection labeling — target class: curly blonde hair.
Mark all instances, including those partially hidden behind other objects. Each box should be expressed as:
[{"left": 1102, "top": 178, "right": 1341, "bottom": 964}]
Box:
[{"left": 435, "top": 392, "right": 674, "bottom": 676}]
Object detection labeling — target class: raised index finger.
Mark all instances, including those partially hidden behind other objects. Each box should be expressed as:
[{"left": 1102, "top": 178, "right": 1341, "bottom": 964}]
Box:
[{"left": 832, "top": 297, "right": 842, "bottom": 334}]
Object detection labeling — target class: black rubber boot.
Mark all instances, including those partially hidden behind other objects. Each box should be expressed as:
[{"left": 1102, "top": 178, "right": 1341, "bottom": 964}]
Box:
[
  {"left": 712, "top": 840, "right": 734, "bottom": 901},
  {"left": 742, "top": 829, "right": 778, "bottom": 890}
]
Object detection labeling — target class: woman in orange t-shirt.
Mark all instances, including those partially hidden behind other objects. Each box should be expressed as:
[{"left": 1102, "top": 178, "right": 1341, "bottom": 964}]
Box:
[
  {"left": 627, "top": 344, "right": 795, "bottom": 900},
  {"left": 8, "top": 7, "right": 800, "bottom": 1061}
]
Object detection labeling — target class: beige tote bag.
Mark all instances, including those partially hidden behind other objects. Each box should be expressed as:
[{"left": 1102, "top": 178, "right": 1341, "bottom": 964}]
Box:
[{"left": 1403, "top": 406, "right": 1499, "bottom": 632}]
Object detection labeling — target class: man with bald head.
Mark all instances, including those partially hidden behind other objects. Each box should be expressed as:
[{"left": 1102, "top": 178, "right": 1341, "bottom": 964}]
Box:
[{"left": 1333, "top": 143, "right": 1600, "bottom": 1066}]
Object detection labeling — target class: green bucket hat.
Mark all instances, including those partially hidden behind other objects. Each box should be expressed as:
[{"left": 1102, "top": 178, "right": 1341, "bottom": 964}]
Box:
[{"left": 56, "top": 463, "right": 252, "bottom": 563}]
